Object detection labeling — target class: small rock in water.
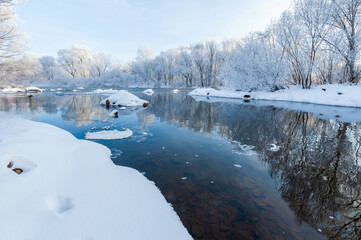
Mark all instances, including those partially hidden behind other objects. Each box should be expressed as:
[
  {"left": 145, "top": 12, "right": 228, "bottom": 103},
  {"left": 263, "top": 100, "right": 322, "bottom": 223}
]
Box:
[
  {"left": 181, "top": 177, "right": 187, "bottom": 180},
  {"left": 13, "top": 168, "right": 23, "bottom": 175},
  {"left": 233, "top": 164, "right": 242, "bottom": 168}
]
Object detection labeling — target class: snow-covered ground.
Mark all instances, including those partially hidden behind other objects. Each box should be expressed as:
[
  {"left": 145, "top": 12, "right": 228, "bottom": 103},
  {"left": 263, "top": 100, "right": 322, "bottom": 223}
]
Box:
[
  {"left": 189, "top": 84, "right": 361, "bottom": 108},
  {"left": 100, "top": 90, "right": 149, "bottom": 107},
  {"left": 0, "top": 113, "right": 191, "bottom": 240}
]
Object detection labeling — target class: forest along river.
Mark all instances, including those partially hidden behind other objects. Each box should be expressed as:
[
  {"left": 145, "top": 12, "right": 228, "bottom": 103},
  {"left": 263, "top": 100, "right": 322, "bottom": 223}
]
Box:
[{"left": 1, "top": 89, "right": 361, "bottom": 240}]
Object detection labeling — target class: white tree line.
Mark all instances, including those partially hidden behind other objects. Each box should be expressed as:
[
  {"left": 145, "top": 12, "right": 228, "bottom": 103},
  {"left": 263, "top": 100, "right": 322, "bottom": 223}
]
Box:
[{"left": 1, "top": 0, "right": 361, "bottom": 90}]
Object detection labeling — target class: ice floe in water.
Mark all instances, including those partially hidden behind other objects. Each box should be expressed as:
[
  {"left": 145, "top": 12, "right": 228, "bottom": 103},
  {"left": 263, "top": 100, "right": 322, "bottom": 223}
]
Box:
[
  {"left": 231, "top": 142, "right": 257, "bottom": 156},
  {"left": 233, "top": 164, "right": 242, "bottom": 168},
  {"left": 143, "top": 89, "right": 155, "bottom": 95},
  {"left": 181, "top": 177, "right": 187, "bottom": 180},
  {"left": 269, "top": 144, "right": 280, "bottom": 152},
  {"left": 110, "top": 149, "right": 123, "bottom": 159},
  {"left": 85, "top": 129, "right": 133, "bottom": 140}
]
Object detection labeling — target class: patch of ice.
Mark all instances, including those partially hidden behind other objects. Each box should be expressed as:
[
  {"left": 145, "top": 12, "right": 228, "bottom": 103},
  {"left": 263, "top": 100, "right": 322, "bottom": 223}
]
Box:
[
  {"left": 85, "top": 129, "right": 133, "bottom": 140},
  {"left": 143, "top": 89, "right": 155, "bottom": 95},
  {"left": 172, "top": 89, "right": 180, "bottom": 93},
  {"left": 232, "top": 142, "right": 256, "bottom": 156},
  {"left": 269, "top": 144, "right": 280, "bottom": 152},
  {"left": 110, "top": 149, "right": 123, "bottom": 159},
  {"left": 233, "top": 164, "right": 242, "bottom": 168},
  {"left": 100, "top": 90, "right": 148, "bottom": 107},
  {"left": 181, "top": 177, "right": 187, "bottom": 180},
  {"left": 119, "top": 107, "right": 127, "bottom": 110}
]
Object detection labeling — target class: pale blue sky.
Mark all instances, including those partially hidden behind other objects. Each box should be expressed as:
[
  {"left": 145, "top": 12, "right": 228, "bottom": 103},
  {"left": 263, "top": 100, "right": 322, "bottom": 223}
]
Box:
[{"left": 18, "top": 0, "right": 291, "bottom": 62}]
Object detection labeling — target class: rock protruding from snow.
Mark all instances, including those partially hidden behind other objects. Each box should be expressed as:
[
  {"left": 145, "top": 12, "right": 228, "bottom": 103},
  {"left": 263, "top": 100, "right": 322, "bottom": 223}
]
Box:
[
  {"left": 143, "top": 89, "right": 155, "bottom": 95},
  {"left": 25, "top": 86, "right": 42, "bottom": 93},
  {"left": 85, "top": 129, "right": 133, "bottom": 140},
  {"left": 100, "top": 90, "right": 149, "bottom": 107},
  {"left": 109, "top": 110, "right": 119, "bottom": 118},
  {"left": 0, "top": 114, "right": 191, "bottom": 240}
]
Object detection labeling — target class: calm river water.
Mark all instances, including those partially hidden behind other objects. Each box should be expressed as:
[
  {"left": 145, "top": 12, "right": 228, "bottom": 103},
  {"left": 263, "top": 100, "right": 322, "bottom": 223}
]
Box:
[{"left": 1, "top": 89, "right": 360, "bottom": 240}]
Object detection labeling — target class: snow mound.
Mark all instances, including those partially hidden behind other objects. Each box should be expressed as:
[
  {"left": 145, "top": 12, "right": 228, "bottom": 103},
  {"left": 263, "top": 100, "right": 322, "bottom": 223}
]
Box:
[
  {"left": 100, "top": 90, "right": 148, "bottom": 107},
  {"left": 25, "top": 86, "right": 42, "bottom": 93},
  {"left": 1, "top": 86, "right": 26, "bottom": 93},
  {"left": 143, "top": 89, "right": 155, "bottom": 95},
  {"left": 0, "top": 114, "right": 191, "bottom": 240},
  {"left": 85, "top": 129, "right": 133, "bottom": 140}
]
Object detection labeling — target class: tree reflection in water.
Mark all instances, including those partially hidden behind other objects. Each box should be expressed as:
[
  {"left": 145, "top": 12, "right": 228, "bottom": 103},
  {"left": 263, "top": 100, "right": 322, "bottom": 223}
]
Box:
[{"left": 147, "top": 92, "right": 361, "bottom": 239}]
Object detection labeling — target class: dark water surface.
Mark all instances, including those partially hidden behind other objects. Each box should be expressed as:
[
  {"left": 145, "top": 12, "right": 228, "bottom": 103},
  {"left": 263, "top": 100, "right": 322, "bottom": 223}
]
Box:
[{"left": 1, "top": 89, "right": 361, "bottom": 240}]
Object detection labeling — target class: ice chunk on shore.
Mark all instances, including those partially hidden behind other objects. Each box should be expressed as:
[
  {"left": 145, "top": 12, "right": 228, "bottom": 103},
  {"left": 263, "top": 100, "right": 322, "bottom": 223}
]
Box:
[
  {"left": 85, "top": 129, "right": 133, "bottom": 140},
  {"left": 100, "top": 90, "right": 149, "bottom": 107},
  {"left": 143, "top": 89, "right": 155, "bottom": 95}
]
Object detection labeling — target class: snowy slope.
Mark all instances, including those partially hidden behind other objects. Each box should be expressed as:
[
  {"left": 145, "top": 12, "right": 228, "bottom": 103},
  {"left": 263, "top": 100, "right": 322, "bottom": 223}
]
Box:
[{"left": 0, "top": 113, "right": 191, "bottom": 240}]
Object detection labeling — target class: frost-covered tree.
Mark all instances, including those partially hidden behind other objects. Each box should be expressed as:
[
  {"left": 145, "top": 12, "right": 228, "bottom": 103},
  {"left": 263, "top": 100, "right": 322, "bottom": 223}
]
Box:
[
  {"left": 0, "top": 0, "right": 22, "bottom": 81},
  {"left": 39, "top": 56, "right": 56, "bottom": 81},
  {"left": 276, "top": 0, "right": 331, "bottom": 88},
  {"left": 326, "top": 0, "right": 361, "bottom": 83},
  {"left": 89, "top": 52, "right": 111, "bottom": 77},
  {"left": 57, "top": 45, "right": 91, "bottom": 78},
  {"left": 220, "top": 33, "right": 288, "bottom": 91}
]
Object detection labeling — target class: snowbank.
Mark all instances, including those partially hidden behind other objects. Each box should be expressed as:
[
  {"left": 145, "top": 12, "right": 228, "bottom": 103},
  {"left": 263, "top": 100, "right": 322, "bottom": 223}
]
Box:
[
  {"left": 0, "top": 113, "right": 191, "bottom": 240},
  {"left": 189, "top": 84, "right": 361, "bottom": 108},
  {"left": 100, "top": 90, "right": 149, "bottom": 107},
  {"left": 143, "top": 89, "right": 155, "bottom": 95},
  {"left": 0, "top": 86, "right": 26, "bottom": 93},
  {"left": 85, "top": 129, "right": 133, "bottom": 140},
  {"left": 91, "top": 88, "right": 118, "bottom": 94}
]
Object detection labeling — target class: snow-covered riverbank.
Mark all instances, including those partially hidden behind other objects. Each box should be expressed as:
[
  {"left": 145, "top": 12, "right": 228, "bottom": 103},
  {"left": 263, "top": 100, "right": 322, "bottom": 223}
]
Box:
[
  {"left": 189, "top": 84, "right": 361, "bottom": 108},
  {"left": 0, "top": 113, "right": 191, "bottom": 240}
]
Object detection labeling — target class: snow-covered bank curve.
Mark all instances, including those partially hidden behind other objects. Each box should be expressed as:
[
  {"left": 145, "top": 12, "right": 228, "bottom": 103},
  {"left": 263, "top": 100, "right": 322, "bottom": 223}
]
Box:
[
  {"left": 189, "top": 84, "right": 361, "bottom": 108},
  {"left": 0, "top": 113, "right": 192, "bottom": 240}
]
